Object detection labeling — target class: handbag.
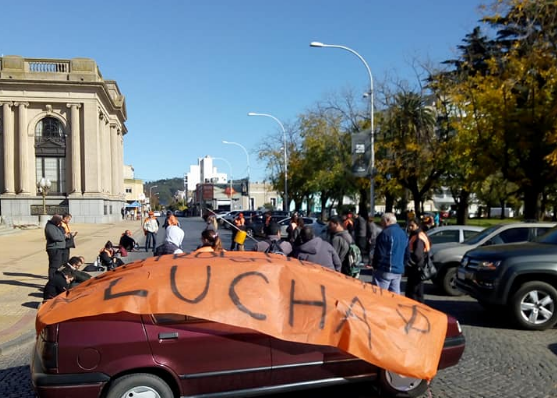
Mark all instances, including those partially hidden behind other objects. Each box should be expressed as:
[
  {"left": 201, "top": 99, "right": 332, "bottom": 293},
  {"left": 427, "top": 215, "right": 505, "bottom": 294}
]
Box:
[
  {"left": 66, "top": 234, "right": 76, "bottom": 249},
  {"left": 420, "top": 254, "right": 438, "bottom": 281}
]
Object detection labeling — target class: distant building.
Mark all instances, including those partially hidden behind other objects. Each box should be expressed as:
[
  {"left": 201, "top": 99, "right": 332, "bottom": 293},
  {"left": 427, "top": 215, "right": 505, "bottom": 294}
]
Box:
[
  {"left": 0, "top": 55, "right": 127, "bottom": 224},
  {"left": 123, "top": 165, "right": 144, "bottom": 203}
]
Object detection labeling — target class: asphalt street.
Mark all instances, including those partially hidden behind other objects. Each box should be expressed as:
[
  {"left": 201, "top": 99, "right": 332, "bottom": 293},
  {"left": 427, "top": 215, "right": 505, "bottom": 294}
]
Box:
[{"left": 1, "top": 216, "right": 556, "bottom": 398}]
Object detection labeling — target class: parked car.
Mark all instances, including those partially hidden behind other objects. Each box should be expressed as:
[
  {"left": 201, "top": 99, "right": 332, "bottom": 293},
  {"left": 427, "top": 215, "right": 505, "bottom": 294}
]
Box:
[
  {"left": 245, "top": 215, "right": 286, "bottom": 238},
  {"left": 426, "top": 225, "right": 483, "bottom": 245},
  {"left": 173, "top": 210, "right": 184, "bottom": 217},
  {"left": 456, "top": 226, "right": 557, "bottom": 330},
  {"left": 32, "top": 311, "right": 465, "bottom": 398},
  {"left": 277, "top": 217, "right": 328, "bottom": 239},
  {"left": 430, "top": 222, "right": 556, "bottom": 296},
  {"left": 153, "top": 210, "right": 162, "bottom": 217},
  {"left": 221, "top": 210, "right": 261, "bottom": 229}
]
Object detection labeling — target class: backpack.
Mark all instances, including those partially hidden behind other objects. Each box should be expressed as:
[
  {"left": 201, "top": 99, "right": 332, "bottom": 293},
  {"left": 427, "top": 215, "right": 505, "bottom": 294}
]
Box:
[
  {"left": 264, "top": 239, "right": 286, "bottom": 256},
  {"left": 346, "top": 243, "right": 363, "bottom": 278}
]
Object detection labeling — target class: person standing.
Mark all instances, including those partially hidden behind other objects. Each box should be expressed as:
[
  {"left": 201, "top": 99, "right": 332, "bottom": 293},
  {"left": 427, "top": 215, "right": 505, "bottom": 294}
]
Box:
[
  {"left": 290, "top": 226, "right": 342, "bottom": 272},
  {"left": 327, "top": 216, "right": 353, "bottom": 275},
  {"left": 230, "top": 213, "right": 245, "bottom": 251},
  {"left": 367, "top": 216, "right": 382, "bottom": 265},
  {"left": 286, "top": 213, "right": 304, "bottom": 247},
  {"left": 405, "top": 219, "right": 430, "bottom": 303},
  {"left": 371, "top": 213, "right": 409, "bottom": 294},
  {"left": 45, "top": 215, "right": 66, "bottom": 280},
  {"left": 354, "top": 211, "right": 368, "bottom": 258},
  {"left": 61, "top": 213, "right": 77, "bottom": 265},
  {"left": 195, "top": 229, "right": 225, "bottom": 253},
  {"left": 143, "top": 211, "right": 160, "bottom": 253}
]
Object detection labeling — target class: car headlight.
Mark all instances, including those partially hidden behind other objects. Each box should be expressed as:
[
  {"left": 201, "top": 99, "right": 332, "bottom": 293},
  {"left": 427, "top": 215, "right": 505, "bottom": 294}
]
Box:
[{"left": 477, "top": 260, "right": 502, "bottom": 271}]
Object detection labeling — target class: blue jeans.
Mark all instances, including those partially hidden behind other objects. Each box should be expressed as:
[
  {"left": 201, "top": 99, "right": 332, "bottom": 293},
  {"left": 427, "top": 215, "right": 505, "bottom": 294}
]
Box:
[
  {"left": 372, "top": 270, "right": 402, "bottom": 294},
  {"left": 145, "top": 232, "right": 157, "bottom": 252}
]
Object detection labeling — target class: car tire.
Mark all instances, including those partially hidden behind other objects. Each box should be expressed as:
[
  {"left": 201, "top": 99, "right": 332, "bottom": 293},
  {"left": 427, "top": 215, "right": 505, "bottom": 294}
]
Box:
[
  {"left": 246, "top": 228, "right": 254, "bottom": 238},
  {"left": 510, "top": 281, "right": 557, "bottom": 331},
  {"left": 378, "top": 369, "right": 428, "bottom": 398},
  {"left": 106, "top": 373, "right": 174, "bottom": 398},
  {"left": 441, "top": 267, "right": 464, "bottom": 296}
]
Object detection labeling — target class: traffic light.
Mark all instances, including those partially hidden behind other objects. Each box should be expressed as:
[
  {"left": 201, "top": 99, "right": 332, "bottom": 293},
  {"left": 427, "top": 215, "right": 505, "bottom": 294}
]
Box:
[{"left": 351, "top": 130, "right": 371, "bottom": 178}]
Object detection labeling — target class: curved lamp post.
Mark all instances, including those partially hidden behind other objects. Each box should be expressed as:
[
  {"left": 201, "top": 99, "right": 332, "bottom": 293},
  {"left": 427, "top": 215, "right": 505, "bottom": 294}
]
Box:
[
  {"left": 149, "top": 185, "right": 158, "bottom": 210},
  {"left": 222, "top": 140, "right": 251, "bottom": 210},
  {"left": 213, "top": 157, "right": 234, "bottom": 210},
  {"left": 248, "top": 112, "right": 288, "bottom": 212},
  {"left": 37, "top": 177, "right": 52, "bottom": 215},
  {"left": 310, "top": 41, "right": 375, "bottom": 217}
]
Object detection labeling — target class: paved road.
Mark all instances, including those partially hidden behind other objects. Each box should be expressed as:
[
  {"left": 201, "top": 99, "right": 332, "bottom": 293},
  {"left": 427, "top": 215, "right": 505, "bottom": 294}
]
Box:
[{"left": 2, "top": 217, "right": 556, "bottom": 397}]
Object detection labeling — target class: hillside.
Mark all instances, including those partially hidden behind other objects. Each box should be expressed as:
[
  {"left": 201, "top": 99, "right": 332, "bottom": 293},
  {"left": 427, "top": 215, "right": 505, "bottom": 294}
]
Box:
[{"left": 145, "top": 177, "right": 184, "bottom": 206}]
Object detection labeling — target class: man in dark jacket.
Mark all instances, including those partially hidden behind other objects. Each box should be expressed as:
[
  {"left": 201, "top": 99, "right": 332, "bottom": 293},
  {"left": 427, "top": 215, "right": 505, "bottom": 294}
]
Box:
[
  {"left": 371, "top": 213, "right": 409, "bottom": 294},
  {"left": 327, "top": 216, "right": 353, "bottom": 275},
  {"left": 45, "top": 214, "right": 66, "bottom": 280},
  {"left": 43, "top": 266, "right": 75, "bottom": 301},
  {"left": 291, "top": 226, "right": 341, "bottom": 272},
  {"left": 354, "top": 212, "right": 368, "bottom": 256}
]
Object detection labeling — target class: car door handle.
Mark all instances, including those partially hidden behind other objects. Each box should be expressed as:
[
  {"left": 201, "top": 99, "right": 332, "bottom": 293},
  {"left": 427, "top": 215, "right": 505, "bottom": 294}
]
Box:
[{"left": 159, "top": 332, "right": 179, "bottom": 340}]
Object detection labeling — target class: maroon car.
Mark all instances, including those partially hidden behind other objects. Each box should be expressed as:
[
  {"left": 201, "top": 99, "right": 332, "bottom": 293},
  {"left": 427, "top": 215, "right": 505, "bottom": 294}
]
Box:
[{"left": 32, "top": 311, "right": 465, "bottom": 398}]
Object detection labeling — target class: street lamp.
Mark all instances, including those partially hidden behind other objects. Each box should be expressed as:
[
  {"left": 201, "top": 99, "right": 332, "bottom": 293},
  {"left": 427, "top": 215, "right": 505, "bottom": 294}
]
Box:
[
  {"left": 149, "top": 185, "right": 158, "bottom": 210},
  {"left": 310, "top": 41, "right": 375, "bottom": 217},
  {"left": 248, "top": 112, "right": 288, "bottom": 212},
  {"left": 213, "top": 157, "right": 234, "bottom": 211},
  {"left": 37, "top": 177, "right": 52, "bottom": 215},
  {"left": 222, "top": 140, "right": 251, "bottom": 210}
]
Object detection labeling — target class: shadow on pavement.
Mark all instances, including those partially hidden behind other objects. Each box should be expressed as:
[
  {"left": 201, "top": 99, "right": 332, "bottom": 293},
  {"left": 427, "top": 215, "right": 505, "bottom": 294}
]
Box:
[
  {"left": 0, "top": 280, "right": 44, "bottom": 289},
  {"left": 549, "top": 344, "right": 557, "bottom": 356},
  {"left": 21, "top": 301, "right": 40, "bottom": 310},
  {"left": 425, "top": 298, "right": 513, "bottom": 329},
  {"left": 3, "top": 272, "right": 47, "bottom": 280}
]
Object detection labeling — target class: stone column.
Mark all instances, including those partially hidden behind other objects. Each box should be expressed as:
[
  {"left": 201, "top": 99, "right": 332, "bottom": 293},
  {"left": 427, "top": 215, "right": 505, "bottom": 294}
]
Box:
[
  {"left": 15, "top": 102, "right": 30, "bottom": 194},
  {"left": 67, "top": 103, "right": 82, "bottom": 194},
  {"left": 110, "top": 124, "right": 118, "bottom": 196},
  {"left": 98, "top": 110, "right": 106, "bottom": 193},
  {"left": 118, "top": 130, "right": 124, "bottom": 198},
  {"left": 2, "top": 102, "right": 15, "bottom": 194}
]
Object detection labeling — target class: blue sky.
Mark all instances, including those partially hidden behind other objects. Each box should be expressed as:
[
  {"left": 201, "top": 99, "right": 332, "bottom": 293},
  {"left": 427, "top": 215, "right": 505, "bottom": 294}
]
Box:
[{"left": 1, "top": 0, "right": 486, "bottom": 183}]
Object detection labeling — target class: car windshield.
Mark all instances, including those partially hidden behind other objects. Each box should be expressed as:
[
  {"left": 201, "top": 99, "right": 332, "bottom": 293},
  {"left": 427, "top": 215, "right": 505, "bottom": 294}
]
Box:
[
  {"left": 534, "top": 227, "right": 557, "bottom": 244},
  {"left": 462, "top": 225, "right": 503, "bottom": 245}
]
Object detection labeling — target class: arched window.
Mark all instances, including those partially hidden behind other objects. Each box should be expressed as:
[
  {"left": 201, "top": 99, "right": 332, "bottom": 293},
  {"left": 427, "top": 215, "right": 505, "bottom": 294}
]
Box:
[{"left": 35, "top": 117, "right": 66, "bottom": 195}]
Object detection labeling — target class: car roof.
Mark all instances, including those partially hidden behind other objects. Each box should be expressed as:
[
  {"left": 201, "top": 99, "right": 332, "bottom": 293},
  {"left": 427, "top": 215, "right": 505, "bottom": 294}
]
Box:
[{"left": 426, "top": 225, "right": 483, "bottom": 234}]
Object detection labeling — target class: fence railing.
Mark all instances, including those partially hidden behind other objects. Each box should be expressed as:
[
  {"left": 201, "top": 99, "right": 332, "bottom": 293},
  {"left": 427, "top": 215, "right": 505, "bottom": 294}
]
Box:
[{"left": 26, "top": 60, "right": 70, "bottom": 73}]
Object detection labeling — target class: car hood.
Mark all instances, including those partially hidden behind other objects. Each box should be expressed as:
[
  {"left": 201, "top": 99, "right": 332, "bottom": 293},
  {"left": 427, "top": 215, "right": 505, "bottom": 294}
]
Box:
[{"left": 465, "top": 242, "right": 557, "bottom": 260}]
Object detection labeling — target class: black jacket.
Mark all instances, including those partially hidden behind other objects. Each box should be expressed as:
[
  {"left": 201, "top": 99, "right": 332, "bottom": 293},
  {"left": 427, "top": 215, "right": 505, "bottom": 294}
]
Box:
[
  {"left": 45, "top": 221, "right": 66, "bottom": 250},
  {"left": 43, "top": 272, "right": 69, "bottom": 300}
]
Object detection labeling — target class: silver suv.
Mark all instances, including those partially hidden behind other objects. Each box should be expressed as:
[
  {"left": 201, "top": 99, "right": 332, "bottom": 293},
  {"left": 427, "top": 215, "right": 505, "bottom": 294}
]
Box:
[{"left": 430, "top": 222, "right": 556, "bottom": 296}]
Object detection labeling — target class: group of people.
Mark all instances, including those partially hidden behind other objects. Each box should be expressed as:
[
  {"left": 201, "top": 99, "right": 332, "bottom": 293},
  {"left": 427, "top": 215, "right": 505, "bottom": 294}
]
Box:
[{"left": 43, "top": 213, "right": 90, "bottom": 301}]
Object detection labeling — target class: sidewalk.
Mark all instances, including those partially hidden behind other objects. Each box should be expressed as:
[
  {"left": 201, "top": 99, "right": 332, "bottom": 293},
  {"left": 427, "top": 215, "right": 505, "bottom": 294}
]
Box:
[{"left": 0, "top": 219, "right": 145, "bottom": 355}]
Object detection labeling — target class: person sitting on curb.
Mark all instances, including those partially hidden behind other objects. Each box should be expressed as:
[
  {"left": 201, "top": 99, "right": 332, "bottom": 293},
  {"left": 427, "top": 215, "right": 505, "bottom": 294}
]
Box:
[
  {"left": 99, "top": 241, "right": 124, "bottom": 270},
  {"left": 193, "top": 229, "right": 225, "bottom": 253},
  {"left": 58, "top": 256, "right": 91, "bottom": 287},
  {"left": 154, "top": 225, "right": 185, "bottom": 256},
  {"left": 43, "top": 267, "right": 75, "bottom": 302},
  {"left": 254, "top": 222, "right": 292, "bottom": 255},
  {"left": 118, "top": 230, "right": 137, "bottom": 256}
]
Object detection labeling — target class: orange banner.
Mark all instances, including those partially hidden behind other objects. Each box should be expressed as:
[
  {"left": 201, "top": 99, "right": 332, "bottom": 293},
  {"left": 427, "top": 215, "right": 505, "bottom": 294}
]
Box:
[{"left": 36, "top": 252, "right": 448, "bottom": 380}]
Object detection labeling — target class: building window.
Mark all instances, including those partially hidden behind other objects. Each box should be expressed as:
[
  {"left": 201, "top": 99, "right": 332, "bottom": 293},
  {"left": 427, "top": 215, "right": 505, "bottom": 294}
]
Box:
[
  {"left": 35, "top": 117, "right": 66, "bottom": 194},
  {"left": 125, "top": 188, "right": 132, "bottom": 193}
]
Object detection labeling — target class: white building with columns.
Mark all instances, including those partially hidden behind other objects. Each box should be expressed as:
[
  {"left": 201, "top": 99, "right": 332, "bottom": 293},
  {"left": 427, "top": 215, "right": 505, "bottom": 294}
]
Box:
[{"left": 0, "top": 55, "right": 127, "bottom": 224}]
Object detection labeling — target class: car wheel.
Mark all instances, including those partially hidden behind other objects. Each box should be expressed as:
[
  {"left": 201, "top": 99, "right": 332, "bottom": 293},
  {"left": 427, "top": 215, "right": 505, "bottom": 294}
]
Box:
[
  {"left": 378, "top": 369, "right": 428, "bottom": 398},
  {"left": 511, "top": 281, "right": 557, "bottom": 331},
  {"left": 107, "top": 373, "right": 174, "bottom": 398},
  {"left": 441, "top": 267, "right": 464, "bottom": 296},
  {"left": 246, "top": 228, "right": 254, "bottom": 237}
]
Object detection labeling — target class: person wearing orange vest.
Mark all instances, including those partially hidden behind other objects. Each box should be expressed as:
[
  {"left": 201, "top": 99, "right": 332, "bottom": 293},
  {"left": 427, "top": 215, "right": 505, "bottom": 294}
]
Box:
[{"left": 405, "top": 219, "right": 431, "bottom": 303}]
